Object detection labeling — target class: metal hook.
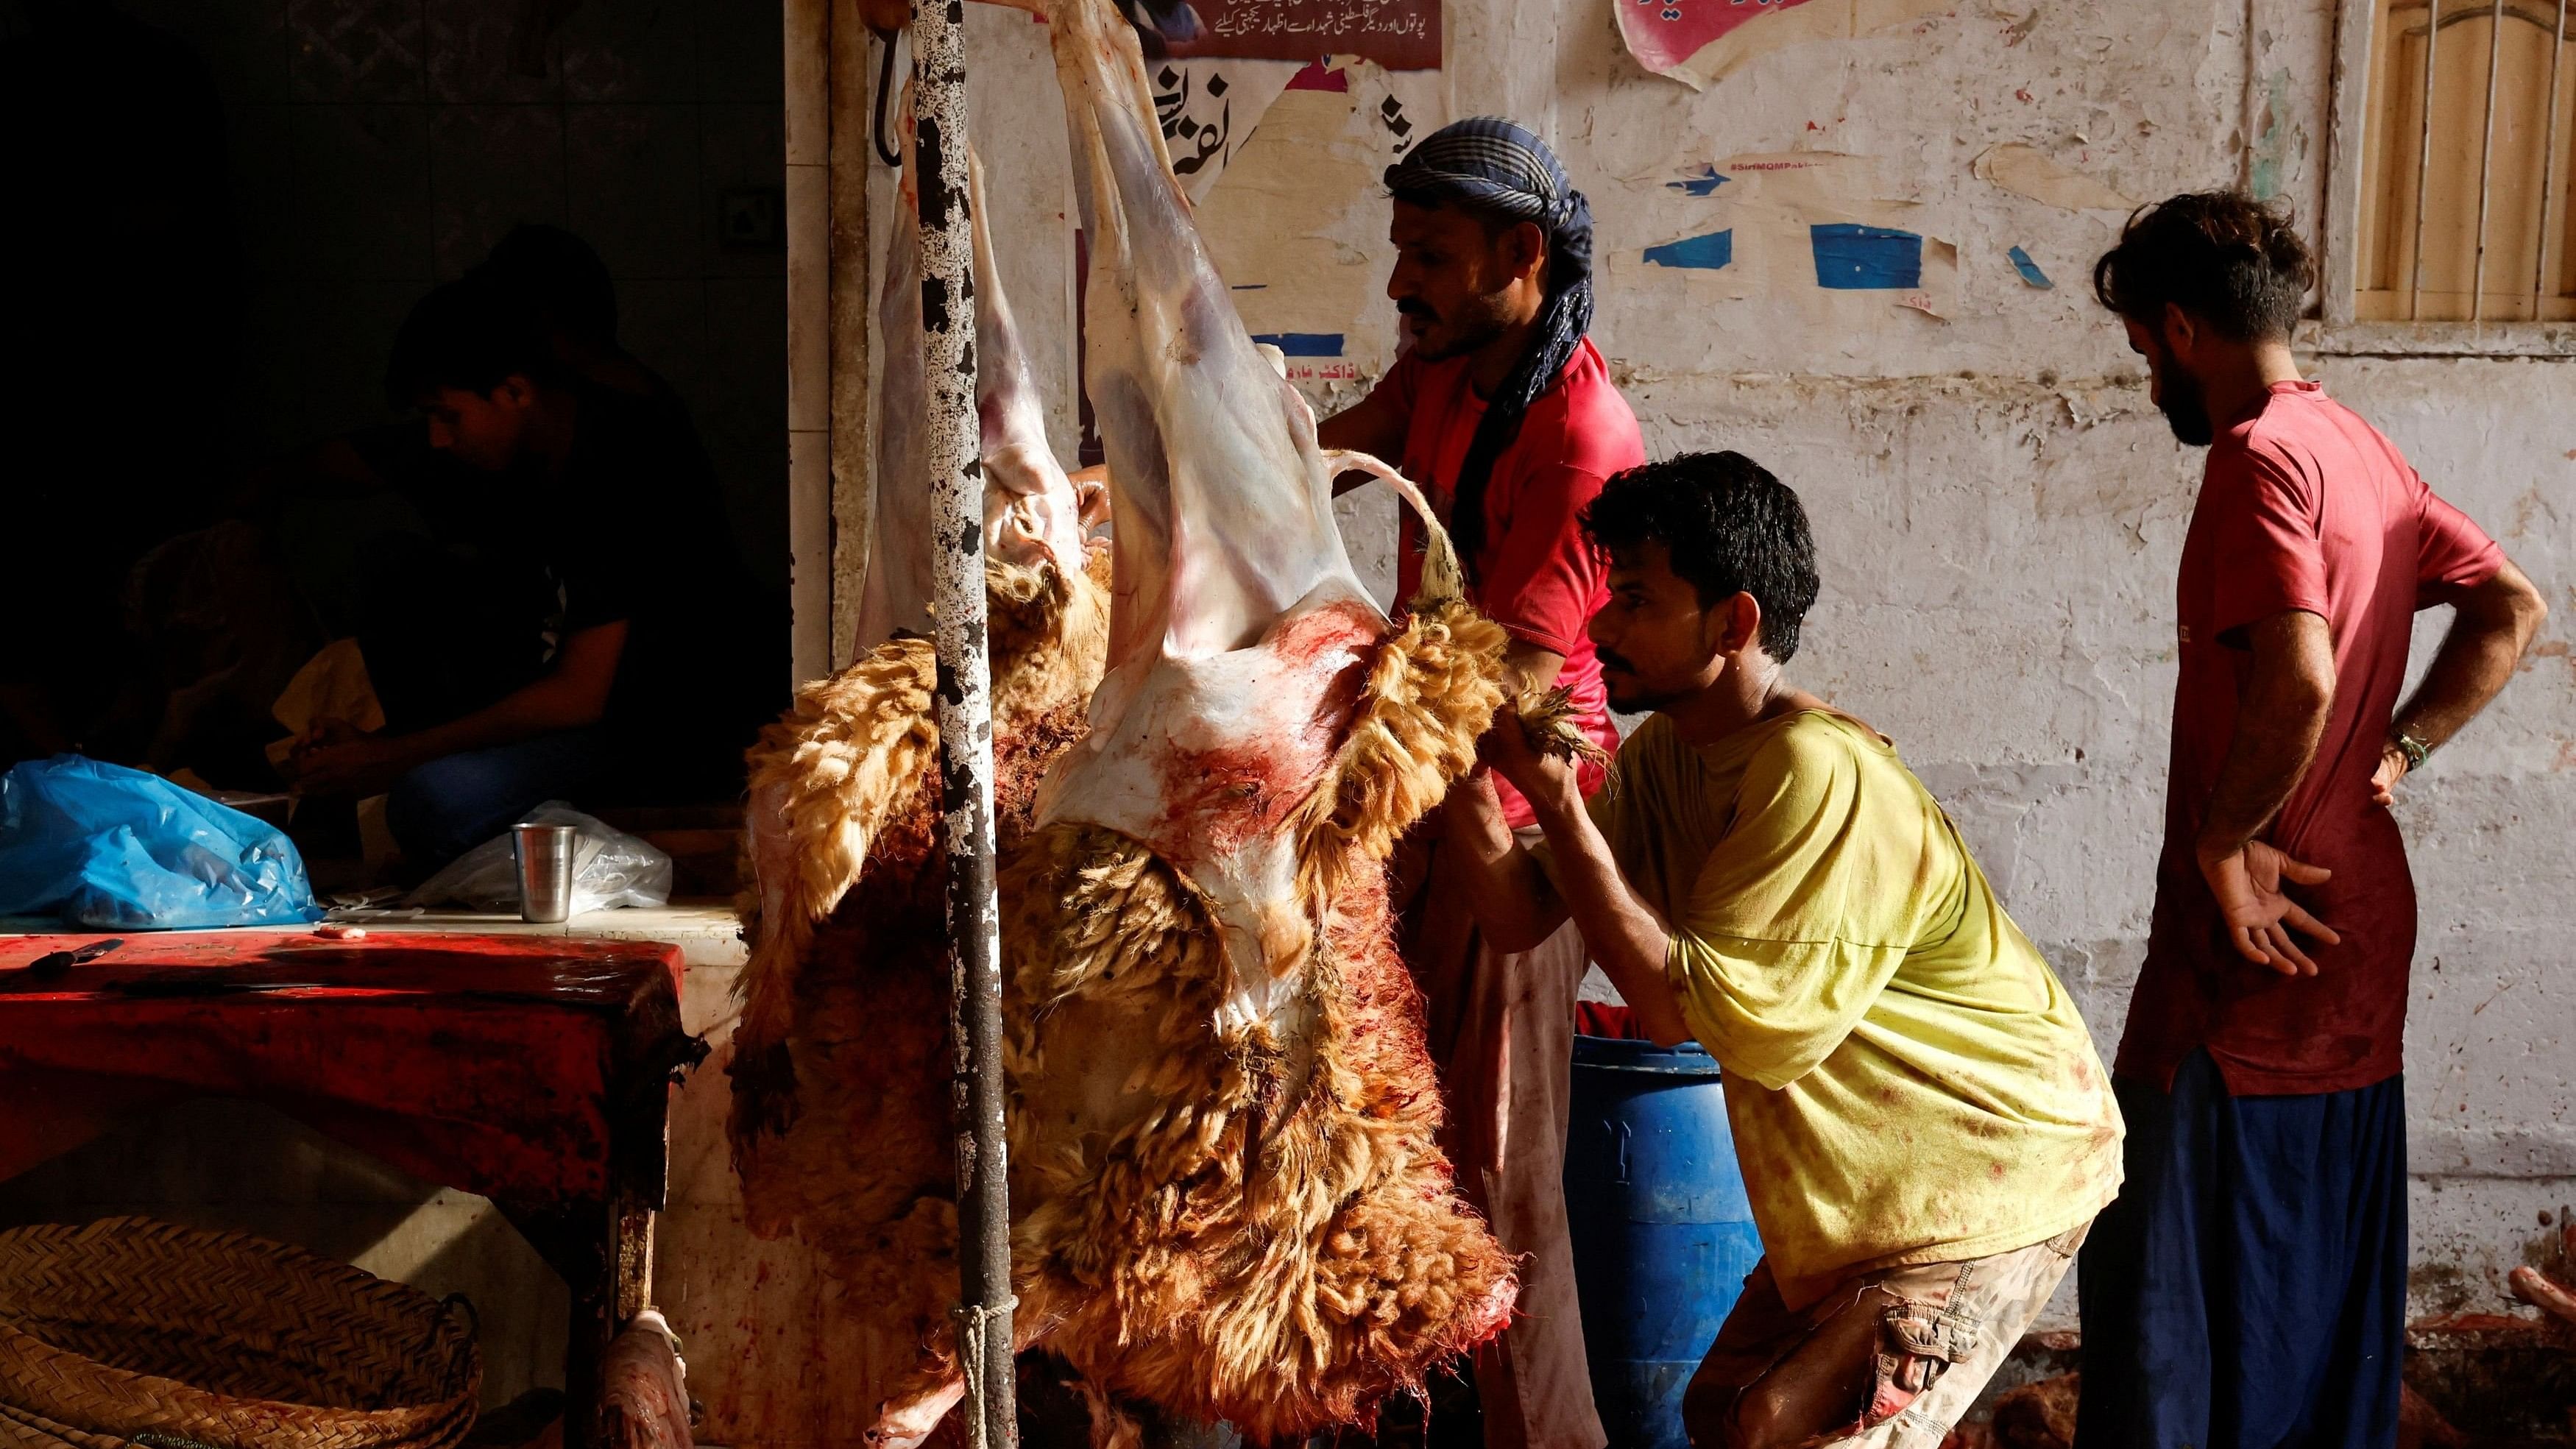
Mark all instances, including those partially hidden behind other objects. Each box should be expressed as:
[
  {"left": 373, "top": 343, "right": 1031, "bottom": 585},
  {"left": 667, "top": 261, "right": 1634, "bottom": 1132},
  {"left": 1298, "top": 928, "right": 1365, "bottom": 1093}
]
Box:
[{"left": 874, "top": 27, "right": 904, "bottom": 169}]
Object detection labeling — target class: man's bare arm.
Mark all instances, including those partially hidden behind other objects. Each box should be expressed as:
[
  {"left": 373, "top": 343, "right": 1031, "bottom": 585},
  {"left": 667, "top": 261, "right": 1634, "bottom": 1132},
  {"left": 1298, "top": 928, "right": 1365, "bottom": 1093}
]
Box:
[
  {"left": 2199, "top": 609, "right": 2340, "bottom": 974},
  {"left": 288, "top": 623, "right": 628, "bottom": 796},
  {"left": 1483, "top": 722, "right": 1696, "bottom": 1046},
  {"left": 1317, "top": 391, "right": 1409, "bottom": 495},
  {"left": 1441, "top": 770, "right": 1571, "bottom": 954},
  {"left": 1500, "top": 642, "right": 1565, "bottom": 699},
  {"left": 400, "top": 620, "right": 627, "bottom": 759},
  {"left": 2201, "top": 609, "right": 2336, "bottom": 858},
  {"left": 1429, "top": 645, "right": 1559, "bottom": 915},
  {"left": 1520, "top": 772, "right": 1695, "bottom": 1046},
  {"left": 2377, "top": 560, "right": 2548, "bottom": 801}
]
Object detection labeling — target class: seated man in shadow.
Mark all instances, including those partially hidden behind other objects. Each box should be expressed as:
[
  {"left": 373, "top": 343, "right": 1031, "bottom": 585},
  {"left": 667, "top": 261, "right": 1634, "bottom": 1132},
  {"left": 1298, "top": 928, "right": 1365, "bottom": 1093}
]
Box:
[{"left": 287, "top": 275, "right": 774, "bottom": 870}]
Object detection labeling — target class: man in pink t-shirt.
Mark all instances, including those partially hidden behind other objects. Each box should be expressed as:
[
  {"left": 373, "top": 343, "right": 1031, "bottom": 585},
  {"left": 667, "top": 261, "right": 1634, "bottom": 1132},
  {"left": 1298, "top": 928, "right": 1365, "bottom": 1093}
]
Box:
[
  {"left": 2077, "top": 193, "right": 2547, "bottom": 1449},
  {"left": 1320, "top": 117, "right": 1640, "bottom": 1449}
]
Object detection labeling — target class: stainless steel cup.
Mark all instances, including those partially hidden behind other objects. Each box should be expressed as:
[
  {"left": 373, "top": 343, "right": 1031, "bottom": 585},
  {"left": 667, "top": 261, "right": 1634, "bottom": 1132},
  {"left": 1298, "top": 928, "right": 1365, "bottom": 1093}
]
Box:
[{"left": 512, "top": 823, "right": 578, "bottom": 923}]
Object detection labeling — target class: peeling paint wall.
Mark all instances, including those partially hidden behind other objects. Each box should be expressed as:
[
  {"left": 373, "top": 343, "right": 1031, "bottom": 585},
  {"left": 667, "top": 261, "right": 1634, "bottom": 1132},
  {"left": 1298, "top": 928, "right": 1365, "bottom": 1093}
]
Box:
[{"left": 891, "top": 0, "right": 2575, "bottom": 1325}]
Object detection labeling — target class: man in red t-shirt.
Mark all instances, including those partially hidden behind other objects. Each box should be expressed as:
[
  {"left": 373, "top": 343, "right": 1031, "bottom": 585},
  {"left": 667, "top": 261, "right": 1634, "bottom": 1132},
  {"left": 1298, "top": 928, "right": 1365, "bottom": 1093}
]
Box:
[
  {"left": 2077, "top": 194, "right": 2547, "bottom": 1449},
  {"left": 1319, "top": 116, "right": 1640, "bottom": 1449}
]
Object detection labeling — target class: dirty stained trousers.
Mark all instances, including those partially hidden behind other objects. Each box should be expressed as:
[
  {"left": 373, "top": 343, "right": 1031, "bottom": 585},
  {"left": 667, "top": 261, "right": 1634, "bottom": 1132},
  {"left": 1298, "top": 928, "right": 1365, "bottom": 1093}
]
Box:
[{"left": 1402, "top": 829, "right": 1607, "bottom": 1449}]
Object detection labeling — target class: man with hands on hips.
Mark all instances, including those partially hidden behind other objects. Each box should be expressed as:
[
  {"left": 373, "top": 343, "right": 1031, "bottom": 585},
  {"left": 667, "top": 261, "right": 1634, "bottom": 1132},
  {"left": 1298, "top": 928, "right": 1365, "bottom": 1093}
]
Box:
[{"left": 2075, "top": 191, "right": 2547, "bottom": 1449}]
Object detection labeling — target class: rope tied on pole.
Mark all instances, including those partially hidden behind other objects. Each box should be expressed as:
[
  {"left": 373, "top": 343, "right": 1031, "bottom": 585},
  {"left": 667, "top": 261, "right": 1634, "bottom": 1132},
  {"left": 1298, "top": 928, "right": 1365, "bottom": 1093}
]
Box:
[{"left": 948, "top": 1293, "right": 1022, "bottom": 1449}]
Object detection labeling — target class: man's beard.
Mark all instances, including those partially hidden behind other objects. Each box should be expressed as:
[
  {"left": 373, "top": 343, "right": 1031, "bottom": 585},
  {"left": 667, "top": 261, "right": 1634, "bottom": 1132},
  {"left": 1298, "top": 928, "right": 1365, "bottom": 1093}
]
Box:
[
  {"left": 1598, "top": 648, "right": 1683, "bottom": 715},
  {"left": 2149, "top": 346, "right": 2215, "bottom": 446},
  {"left": 1400, "top": 296, "right": 1511, "bottom": 363},
  {"left": 1604, "top": 684, "right": 1682, "bottom": 715}
]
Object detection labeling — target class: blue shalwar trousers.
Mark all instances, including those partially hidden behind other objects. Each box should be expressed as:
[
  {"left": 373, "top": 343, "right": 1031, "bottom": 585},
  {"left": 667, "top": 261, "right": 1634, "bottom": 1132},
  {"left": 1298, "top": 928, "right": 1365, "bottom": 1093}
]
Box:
[
  {"left": 2075, "top": 1049, "right": 2407, "bottom": 1449},
  {"left": 384, "top": 727, "right": 615, "bottom": 871}
]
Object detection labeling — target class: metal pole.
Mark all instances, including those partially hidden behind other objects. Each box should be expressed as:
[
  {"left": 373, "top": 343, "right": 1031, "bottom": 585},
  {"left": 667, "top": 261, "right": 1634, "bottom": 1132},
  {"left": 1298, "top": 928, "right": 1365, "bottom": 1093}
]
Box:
[
  {"left": 2538, "top": 0, "right": 2569, "bottom": 316},
  {"left": 908, "top": 1, "right": 1016, "bottom": 1445},
  {"left": 2413, "top": 0, "right": 2442, "bottom": 318},
  {"left": 2471, "top": 0, "right": 2505, "bottom": 319}
]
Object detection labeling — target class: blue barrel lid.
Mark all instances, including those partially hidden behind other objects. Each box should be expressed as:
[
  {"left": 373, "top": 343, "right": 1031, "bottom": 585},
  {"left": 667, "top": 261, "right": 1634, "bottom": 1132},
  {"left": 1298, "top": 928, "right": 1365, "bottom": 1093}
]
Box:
[{"left": 1571, "top": 1033, "right": 1723, "bottom": 1077}]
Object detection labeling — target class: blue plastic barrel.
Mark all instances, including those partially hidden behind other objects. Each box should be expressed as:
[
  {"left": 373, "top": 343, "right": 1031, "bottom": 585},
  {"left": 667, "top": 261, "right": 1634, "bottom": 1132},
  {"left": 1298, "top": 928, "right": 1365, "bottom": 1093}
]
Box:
[{"left": 1563, "top": 1035, "right": 1762, "bottom": 1449}]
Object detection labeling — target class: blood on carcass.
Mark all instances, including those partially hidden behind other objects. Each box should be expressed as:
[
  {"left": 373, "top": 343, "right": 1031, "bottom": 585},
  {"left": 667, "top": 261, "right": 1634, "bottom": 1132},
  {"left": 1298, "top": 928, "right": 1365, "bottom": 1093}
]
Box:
[{"left": 1151, "top": 603, "right": 1381, "bottom": 864}]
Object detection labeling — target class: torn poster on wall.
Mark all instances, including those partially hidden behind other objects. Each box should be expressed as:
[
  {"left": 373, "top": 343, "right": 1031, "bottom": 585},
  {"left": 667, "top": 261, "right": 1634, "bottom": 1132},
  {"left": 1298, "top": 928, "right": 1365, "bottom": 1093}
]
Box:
[
  {"left": 1618, "top": 152, "right": 1958, "bottom": 322},
  {"left": 2007, "top": 245, "right": 2055, "bottom": 288},
  {"left": 1150, "top": 57, "right": 1307, "bottom": 202},
  {"left": 1970, "top": 143, "right": 2134, "bottom": 212},
  {"left": 1119, "top": 0, "right": 1438, "bottom": 71},
  {"left": 1132, "top": 0, "right": 1437, "bottom": 202},
  {"left": 1811, "top": 223, "right": 1924, "bottom": 288},
  {"left": 1195, "top": 56, "right": 1441, "bottom": 392},
  {"left": 1200, "top": 56, "right": 1442, "bottom": 400},
  {"left": 1642, "top": 230, "right": 1735, "bottom": 269},
  {"left": 1616, "top": 0, "right": 1950, "bottom": 91}
]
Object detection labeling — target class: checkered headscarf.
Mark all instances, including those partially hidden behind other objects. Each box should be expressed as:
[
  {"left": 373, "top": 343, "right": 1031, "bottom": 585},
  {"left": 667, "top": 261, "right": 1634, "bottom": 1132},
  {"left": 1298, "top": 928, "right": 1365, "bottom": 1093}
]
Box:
[{"left": 1384, "top": 117, "right": 1596, "bottom": 587}]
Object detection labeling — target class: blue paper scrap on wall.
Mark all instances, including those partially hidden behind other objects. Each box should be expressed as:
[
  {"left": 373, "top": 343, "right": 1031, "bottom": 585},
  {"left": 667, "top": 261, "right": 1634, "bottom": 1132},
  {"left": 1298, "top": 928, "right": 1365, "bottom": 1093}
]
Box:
[
  {"left": 1642, "top": 230, "right": 1735, "bottom": 270},
  {"left": 2008, "top": 245, "right": 2054, "bottom": 288},
  {"left": 1249, "top": 332, "right": 1345, "bottom": 357},
  {"left": 1667, "top": 165, "right": 1730, "bottom": 197},
  {"left": 1811, "top": 223, "right": 1923, "bottom": 290}
]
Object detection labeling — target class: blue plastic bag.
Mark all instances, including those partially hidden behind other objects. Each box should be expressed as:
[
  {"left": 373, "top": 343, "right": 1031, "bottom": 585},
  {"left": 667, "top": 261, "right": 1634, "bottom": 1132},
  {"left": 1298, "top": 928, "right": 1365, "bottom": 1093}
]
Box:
[{"left": 0, "top": 756, "right": 325, "bottom": 929}]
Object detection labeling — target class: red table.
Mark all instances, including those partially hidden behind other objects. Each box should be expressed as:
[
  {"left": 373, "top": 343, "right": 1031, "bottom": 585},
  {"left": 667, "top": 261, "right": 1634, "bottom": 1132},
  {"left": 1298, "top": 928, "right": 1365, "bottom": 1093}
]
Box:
[{"left": 0, "top": 930, "right": 707, "bottom": 1449}]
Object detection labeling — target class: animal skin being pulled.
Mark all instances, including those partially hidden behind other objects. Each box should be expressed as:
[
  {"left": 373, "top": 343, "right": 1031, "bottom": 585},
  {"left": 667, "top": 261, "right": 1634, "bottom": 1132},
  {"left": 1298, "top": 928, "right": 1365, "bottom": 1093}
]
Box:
[{"left": 735, "top": 9, "right": 1517, "bottom": 1438}]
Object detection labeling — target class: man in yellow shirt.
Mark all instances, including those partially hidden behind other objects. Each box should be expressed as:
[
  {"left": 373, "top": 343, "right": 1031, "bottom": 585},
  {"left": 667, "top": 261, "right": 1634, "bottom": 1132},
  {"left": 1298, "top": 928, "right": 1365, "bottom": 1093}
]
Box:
[{"left": 1449, "top": 450, "right": 2124, "bottom": 1449}]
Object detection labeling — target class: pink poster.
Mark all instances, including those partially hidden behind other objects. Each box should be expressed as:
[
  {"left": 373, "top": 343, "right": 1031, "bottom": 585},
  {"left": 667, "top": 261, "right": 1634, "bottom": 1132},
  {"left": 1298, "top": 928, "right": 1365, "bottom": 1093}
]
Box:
[
  {"left": 1616, "top": 0, "right": 1824, "bottom": 74},
  {"left": 1616, "top": 0, "right": 1947, "bottom": 89}
]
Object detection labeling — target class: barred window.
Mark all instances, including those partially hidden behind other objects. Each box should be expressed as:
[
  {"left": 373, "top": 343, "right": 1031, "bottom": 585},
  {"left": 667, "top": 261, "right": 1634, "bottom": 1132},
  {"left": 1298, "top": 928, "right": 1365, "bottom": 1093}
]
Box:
[{"left": 2354, "top": 0, "right": 2575, "bottom": 323}]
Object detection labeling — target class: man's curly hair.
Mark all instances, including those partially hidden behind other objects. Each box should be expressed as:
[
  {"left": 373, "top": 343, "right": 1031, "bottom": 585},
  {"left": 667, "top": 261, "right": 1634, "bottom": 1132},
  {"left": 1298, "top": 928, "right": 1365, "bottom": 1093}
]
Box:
[
  {"left": 1581, "top": 451, "right": 1821, "bottom": 664},
  {"left": 2092, "top": 190, "right": 2315, "bottom": 341}
]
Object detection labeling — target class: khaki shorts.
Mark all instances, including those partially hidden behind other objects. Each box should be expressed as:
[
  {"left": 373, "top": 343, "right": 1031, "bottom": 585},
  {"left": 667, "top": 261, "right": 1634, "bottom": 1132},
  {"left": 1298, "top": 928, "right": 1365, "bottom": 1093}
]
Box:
[{"left": 1682, "top": 1222, "right": 2089, "bottom": 1449}]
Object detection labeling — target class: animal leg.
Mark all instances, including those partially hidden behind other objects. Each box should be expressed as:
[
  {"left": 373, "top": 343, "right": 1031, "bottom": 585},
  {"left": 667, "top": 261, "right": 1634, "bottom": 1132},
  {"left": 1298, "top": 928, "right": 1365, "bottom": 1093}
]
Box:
[
  {"left": 1077, "top": 1378, "right": 1147, "bottom": 1449},
  {"left": 868, "top": 1376, "right": 965, "bottom": 1449}
]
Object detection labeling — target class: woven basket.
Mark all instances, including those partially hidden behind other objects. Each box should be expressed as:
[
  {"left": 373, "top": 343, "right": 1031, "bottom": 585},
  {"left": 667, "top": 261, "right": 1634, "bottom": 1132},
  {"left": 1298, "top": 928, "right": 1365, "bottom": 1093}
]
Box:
[{"left": 0, "top": 1217, "right": 480, "bottom": 1449}]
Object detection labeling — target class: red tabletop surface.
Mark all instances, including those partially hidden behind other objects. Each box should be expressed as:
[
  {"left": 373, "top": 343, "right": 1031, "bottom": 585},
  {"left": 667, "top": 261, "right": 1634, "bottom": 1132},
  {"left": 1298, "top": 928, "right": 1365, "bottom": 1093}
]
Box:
[{"left": 0, "top": 932, "right": 698, "bottom": 1207}]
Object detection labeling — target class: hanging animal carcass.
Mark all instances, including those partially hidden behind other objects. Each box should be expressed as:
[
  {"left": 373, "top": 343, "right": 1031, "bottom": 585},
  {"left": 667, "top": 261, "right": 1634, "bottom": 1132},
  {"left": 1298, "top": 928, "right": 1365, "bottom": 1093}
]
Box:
[{"left": 735, "top": 4, "right": 1524, "bottom": 1437}]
